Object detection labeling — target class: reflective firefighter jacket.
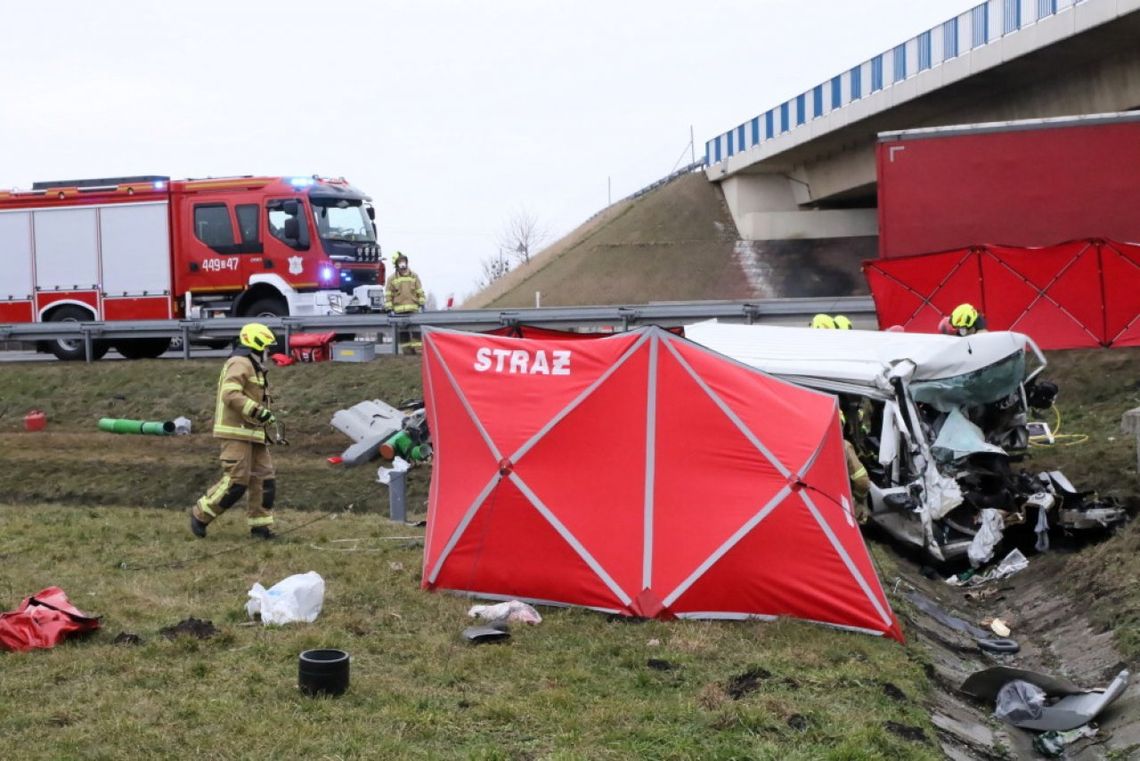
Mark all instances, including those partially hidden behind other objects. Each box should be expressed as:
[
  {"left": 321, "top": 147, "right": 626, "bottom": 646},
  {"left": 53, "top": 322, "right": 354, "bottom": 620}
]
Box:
[
  {"left": 844, "top": 440, "right": 870, "bottom": 502},
  {"left": 212, "top": 352, "right": 270, "bottom": 443},
  {"left": 385, "top": 269, "right": 426, "bottom": 313}
]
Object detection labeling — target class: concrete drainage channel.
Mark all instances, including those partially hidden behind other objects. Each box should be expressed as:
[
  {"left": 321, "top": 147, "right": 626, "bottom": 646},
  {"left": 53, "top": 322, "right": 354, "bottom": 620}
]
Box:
[{"left": 889, "top": 550, "right": 1140, "bottom": 759}]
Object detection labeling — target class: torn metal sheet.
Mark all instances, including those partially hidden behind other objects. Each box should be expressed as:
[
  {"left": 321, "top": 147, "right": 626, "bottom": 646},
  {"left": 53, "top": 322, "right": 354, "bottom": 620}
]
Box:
[{"left": 963, "top": 667, "right": 1131, "bottom": 732}]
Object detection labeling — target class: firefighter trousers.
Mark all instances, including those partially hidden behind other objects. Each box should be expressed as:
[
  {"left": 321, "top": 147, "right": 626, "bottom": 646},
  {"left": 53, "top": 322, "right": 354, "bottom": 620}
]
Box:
[{"left": 192, "top": 440, "right": 276, "bottom": 528}]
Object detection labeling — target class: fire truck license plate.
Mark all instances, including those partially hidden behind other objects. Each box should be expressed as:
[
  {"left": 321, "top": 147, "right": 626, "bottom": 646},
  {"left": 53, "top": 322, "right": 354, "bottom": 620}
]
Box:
[{"left": 203, "top": 257, "right": 239, "bottom": 272}]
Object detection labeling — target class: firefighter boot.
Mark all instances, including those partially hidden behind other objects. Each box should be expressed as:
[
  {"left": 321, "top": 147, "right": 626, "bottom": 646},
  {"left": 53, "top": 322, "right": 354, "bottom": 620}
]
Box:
[
  {"left": 189, "top": 511, "right": 208, "bottom": 538},
  {"left": 250, "top": 525, "right": 276, "bottom": 540}
]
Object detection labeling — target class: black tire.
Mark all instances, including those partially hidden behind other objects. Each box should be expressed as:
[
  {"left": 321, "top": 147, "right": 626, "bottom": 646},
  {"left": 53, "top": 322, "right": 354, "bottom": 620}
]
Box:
[
  {"left": 46, "top": 306, "right": 109, "bottom": 361},
  {"left": 115, "top": 338, "right": 172, "bottom": 360},
  {"left": 242, "top": 297, "right": 288, "bottom": 319}
]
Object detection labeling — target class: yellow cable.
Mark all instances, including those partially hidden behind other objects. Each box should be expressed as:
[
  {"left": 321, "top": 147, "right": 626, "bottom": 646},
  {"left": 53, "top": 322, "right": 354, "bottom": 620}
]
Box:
[{"left": 1028, "top": 404, "right": 1088, "bottom": 447}]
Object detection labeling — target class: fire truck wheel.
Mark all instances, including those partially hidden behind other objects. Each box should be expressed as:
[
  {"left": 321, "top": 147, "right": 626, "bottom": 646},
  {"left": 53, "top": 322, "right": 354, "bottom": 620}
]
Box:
[
  {"left": 241, "top": 298, "right": 287, "bottom": 352},
  {"left": 242, "top": 297, "right": 288, "bottom": 319},
  {"left": 115, "top": 338, "right": 172, "bottom": 360},
  {"left": 45, "top": 306, "right": 110, "bottom": 362}
]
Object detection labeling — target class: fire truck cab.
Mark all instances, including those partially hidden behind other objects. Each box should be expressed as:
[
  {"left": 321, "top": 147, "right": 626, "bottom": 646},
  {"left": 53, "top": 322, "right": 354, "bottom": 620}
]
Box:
[{"left": 0, "top": 174, "right": 385, "bottom": 360}]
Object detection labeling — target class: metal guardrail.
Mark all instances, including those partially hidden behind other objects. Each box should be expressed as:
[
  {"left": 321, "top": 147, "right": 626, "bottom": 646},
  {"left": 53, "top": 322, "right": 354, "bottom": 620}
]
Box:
[{"left": 0, "top": 296, "right": 875, "bottom": 362}]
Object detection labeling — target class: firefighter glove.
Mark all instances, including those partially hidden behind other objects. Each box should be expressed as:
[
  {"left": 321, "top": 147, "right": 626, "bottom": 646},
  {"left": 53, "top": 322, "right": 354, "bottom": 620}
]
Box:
[{"left": 255, "top": 408, "right": 276, "bottom": 425}]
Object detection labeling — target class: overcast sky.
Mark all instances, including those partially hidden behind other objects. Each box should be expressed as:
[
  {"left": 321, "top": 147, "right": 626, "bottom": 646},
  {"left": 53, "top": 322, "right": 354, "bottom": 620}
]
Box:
[{"left": 0, "top": 0, "right": 975, "bottom": 303}]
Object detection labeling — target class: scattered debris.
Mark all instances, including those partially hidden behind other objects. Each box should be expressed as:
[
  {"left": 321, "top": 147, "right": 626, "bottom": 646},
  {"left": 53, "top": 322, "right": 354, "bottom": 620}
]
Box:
[
  {"left": 112, "top": 632, "right": 142, "bottom": 646},
  {"left": 172, "top": 416, "right": 192, "bottom": 435},
  {"left": 989, "top": 618, "right": 1011, "bottom": 638},
  {"left": 160, "top": 617, "right": 218, "bottom": 640},
  {"left": 1033, "top": 724, "right": 1099, "bottom": 757},
  {"left": 646, "top": 658, "right": 674, "bottom": 671},
  {"left": 0, "top": 587, "right": 101, "bottom": 651},
  {"left": 468, "top": 600, "right": 542, "bottom": 625},
  {"left": 376, "top": 456, "right": 411, "bottom": 485},
  {"left": 646, "top": 638, "right": 661, "bottom": 647},
  {"left": 725, "top": 667, "right": 770, "bottom": 700},
  {"left": 247, "top": 571, "right": 325, "bottom": 625},
  {"left": 967, "top": 508, "right": 1004, "bottom": 568},
  {"left": 962, "top": 666, "right": 1131, "bottom": 731},
  {"left": 786, "top": 714, "right": 809, "bottom": 731},
  {"left": 904, "top": 590, "right": 1019, "bottom": 654},
  {"left": 461, "top": 625, "right": 510, "bottom": 645},
  {"left": 331, "top": 399, "right": 432, "bottom": 468},
  {"left": 947, "top": 548, "right": 1029, "bottom": 587}
]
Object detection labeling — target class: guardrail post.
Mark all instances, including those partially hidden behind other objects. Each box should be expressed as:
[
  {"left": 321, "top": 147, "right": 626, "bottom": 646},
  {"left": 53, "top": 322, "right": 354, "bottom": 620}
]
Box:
[
  {"left": 391, "top": 318, "right": 400, "bottom": 355},
  {"left": 84, "top": 330, "right": 94, "bottom": 364},
  {"left": 181, "top": 326, "right": 191, "bottom": 360},
  {"left": 1122, "top": 408, "right": 1140, "bottom": 478}
]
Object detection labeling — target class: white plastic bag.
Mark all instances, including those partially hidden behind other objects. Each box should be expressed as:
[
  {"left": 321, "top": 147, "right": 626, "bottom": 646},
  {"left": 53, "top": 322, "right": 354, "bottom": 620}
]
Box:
[
  {"left": 968, "top": 508, "right": 1005, "bottom": 568},
  {"left": 246, "top": 571, "right": 325, "bottom": 625},
  {"left": 468, "top": 600, "right": 542, "bottom": 625},
  {"left": 172, "top": 416, "right": 192, "bottom": 435},
  {"left": 376, "top": 456, "right": 412, "bottom": 485},
  {"left": 994, "top": 680, "right": 1046, "bottom": 725}
]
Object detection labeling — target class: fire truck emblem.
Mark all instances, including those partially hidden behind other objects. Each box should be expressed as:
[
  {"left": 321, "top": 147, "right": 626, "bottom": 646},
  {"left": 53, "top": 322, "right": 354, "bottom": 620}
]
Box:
[{"left": 288, "top": 256, "right": 303, "bottom": 275}]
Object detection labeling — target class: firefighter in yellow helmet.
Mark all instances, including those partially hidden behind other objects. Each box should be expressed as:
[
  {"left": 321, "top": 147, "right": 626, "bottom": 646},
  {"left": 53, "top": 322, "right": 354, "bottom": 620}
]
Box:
[
  {"left": 832, "top": 314, "right": 853, "bottom": 330},
  {"left": 947, "top": 303, "right": 988, "bottom": 336},
  {"left": 810, "top": 313, "right": 836, "bottom": 329},
  {"left": 840, "top": 410, "right": 871, "bottom": 524},
  {"left": 384, "top": 252, "right": 426, "bottom": 315},
  {"left": 189, "top": 322, "right": 280, "bottom": 540}
]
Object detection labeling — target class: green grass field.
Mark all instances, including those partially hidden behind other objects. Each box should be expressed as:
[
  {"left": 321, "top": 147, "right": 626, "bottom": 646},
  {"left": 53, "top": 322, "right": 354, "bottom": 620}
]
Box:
[{"left": 1, "top": 505, "right": 939, "bottom": 760}]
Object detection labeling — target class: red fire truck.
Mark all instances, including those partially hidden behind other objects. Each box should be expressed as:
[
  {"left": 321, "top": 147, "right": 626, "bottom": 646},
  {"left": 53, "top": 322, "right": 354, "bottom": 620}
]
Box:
[{"left": 0, "top": 174, "right": 385, "bottom": 360}]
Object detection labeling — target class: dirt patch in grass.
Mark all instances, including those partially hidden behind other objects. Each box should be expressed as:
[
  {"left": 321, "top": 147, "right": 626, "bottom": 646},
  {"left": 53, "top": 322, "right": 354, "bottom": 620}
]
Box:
[{"left": 159, "top": 617, "right": 218, "bottom": 640}]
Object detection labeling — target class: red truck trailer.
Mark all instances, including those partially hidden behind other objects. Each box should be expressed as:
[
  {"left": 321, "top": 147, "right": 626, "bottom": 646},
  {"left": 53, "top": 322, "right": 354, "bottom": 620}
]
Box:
[
  {"left": 0, "top": 174, "right": 385, "bottom": 359},
  {"left": 876, "top": 112, "right": 1140, "bottom": 258}
]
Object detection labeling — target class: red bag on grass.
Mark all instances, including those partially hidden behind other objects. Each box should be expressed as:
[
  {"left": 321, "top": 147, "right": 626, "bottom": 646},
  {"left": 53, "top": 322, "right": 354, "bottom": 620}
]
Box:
[{"left": 0, "top": 587, "right": 101, "bottom": 652}]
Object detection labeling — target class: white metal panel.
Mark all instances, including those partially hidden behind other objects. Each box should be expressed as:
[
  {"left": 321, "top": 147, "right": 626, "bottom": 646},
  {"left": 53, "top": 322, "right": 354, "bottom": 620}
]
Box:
[
  {"left": 33, "top": 208, "right": 99, "bottom": 289},
  {"left": 684, "top": 321, "right": 1032, "bottom": 389},
  {"left": 0, "top": 211, "right": 34, "bottom": 299},
  {"left": 100, "top": 203, "right": 171, "bottom": 295}
]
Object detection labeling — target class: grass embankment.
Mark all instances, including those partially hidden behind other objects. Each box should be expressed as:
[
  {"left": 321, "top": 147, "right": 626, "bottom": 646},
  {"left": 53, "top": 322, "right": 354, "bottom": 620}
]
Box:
[
  {"left": 474, "top": 173, "right": 748, "bottom": 309},
  {"left": 0, "top": 357, "right": 428, "bottom": 514},
  {"left": 0, "top": 506, "right": 937, "bottom": 760}
]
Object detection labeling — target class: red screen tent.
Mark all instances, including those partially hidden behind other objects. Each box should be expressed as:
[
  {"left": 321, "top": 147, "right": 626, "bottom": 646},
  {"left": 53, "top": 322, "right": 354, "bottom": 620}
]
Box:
[{"left": 421, "top": 326, "right": 902, "bottom": 640}]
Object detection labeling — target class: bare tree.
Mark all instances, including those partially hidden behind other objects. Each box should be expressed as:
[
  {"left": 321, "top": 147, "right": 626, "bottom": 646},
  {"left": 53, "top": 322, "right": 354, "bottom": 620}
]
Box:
[
  {"left": 499, "top": 209, "right": 547, "bottom": 266},
  {"left": 476, "top": 253, "right": 512, "bottom": 290}
]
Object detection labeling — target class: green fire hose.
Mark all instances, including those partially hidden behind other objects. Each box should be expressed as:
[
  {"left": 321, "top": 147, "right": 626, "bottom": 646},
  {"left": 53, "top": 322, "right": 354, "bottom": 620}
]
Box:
[
  {"left": 98, "top": 418, "right": 176, "bottom": 435},
  {"left": 379, "top": 430, "right": 432, "bottom": 462}
]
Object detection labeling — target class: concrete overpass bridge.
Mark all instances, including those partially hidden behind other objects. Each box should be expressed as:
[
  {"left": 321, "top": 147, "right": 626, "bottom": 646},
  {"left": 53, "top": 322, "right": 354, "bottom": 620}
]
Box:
[{"left": 705, "top": 0, "right": 1140, "bottom": 246}]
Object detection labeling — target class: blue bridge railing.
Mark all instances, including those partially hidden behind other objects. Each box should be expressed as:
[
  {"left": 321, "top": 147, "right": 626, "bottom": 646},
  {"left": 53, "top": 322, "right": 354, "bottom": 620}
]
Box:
[{"left": 705, "top": 0, "right": 1087, "bottom": 167}]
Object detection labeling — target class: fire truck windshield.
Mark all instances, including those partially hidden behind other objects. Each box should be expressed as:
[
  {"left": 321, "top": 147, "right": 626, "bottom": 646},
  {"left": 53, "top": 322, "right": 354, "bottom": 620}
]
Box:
[{"left": 311, "top": 198, "right": 377, "bottom": 243}]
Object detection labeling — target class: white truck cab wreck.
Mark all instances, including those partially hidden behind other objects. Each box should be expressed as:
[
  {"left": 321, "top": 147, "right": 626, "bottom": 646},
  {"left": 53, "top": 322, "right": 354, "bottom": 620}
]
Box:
[{"left": 686, "top": 321, "right": 1127, "bottom": 563}]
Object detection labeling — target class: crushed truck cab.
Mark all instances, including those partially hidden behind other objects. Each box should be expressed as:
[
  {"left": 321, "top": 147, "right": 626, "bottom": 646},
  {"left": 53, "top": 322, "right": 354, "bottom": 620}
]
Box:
[{"left": 685, "top": 321, "right": 1128, "bottom": 564}]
